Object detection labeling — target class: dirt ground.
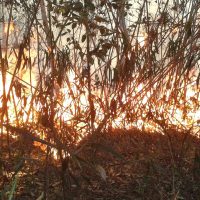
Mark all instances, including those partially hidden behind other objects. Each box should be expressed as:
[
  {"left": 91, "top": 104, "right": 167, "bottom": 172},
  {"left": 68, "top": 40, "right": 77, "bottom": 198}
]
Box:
[{"left": 1, "top": 128, "right": 200, "bottom": 200}]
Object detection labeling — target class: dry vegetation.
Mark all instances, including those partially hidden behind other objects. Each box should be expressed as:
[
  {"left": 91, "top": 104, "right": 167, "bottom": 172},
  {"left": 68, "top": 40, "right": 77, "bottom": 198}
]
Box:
[
  {"left": 0, "top": 0, "right": 200, "bottom": 199},
  {"left": 1, "top": 129, "right": 200, "bottom": 199}
]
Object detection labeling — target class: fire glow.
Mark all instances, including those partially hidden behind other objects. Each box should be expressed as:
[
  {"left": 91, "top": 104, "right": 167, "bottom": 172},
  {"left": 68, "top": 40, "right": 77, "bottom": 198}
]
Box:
[
  {"left": 0, "top": 24, "right": 199, "bottom": 152},
  {"left": 0, "top": 50, "right": 199, "bottom": 137}
]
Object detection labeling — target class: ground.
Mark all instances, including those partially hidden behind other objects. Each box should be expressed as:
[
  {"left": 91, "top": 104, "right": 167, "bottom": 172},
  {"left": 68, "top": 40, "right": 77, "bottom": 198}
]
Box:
[{"left": 1, "top": 128, "right": 200, "bottom": 200}]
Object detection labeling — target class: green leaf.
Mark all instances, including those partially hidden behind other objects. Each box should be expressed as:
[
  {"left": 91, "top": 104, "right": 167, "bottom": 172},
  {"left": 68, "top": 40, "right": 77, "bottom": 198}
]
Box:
[
  {"left": 85, "top": 1, "right": 95, "bottom": 11},
  {"left": 73, "top": 2, "right": 83, "bottom": 11},
  {"left": 8, "top": 175, "right": 18, "bottom": 200}
]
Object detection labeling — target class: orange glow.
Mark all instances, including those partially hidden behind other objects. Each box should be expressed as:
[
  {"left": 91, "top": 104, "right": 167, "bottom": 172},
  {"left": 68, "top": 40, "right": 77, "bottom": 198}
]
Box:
[
  {"left": 137, "top": 32, "right": 148, "bottom": 47},
  {"left": 0, "top": 31, "right": 199, "bottom": 157},
  {"left": 4, "top": 22, "right": 15, "bottom": 34},
  {"left": 1, "top": 62, "right": 199, "bottom": 134}
]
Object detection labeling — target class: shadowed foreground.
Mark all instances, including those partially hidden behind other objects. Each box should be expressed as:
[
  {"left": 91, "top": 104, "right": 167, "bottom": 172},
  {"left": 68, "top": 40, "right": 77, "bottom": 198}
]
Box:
[{"left": 1, "top": 128, "right": 200, "bottom": 200}]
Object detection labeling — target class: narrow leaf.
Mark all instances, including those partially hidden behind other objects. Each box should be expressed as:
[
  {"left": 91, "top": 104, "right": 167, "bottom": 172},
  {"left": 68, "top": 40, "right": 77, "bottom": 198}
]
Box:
[{"left": 96, "top": 165, "right": 107, "bottom": 181}]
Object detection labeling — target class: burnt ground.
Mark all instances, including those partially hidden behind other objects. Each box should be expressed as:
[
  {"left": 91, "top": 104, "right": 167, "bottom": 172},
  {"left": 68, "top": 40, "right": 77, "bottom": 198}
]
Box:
[{"left": 1, "top": 128, "right": 200, "bottom": 200}]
